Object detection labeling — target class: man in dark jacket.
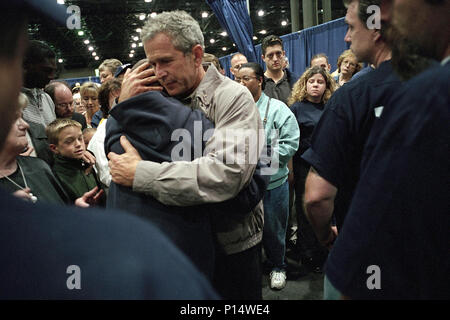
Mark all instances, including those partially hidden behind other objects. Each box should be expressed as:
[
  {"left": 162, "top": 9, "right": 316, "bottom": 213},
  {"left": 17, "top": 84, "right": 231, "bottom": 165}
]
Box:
[{"left": 105, "top": 90, "right": 269, "bottom": 280}]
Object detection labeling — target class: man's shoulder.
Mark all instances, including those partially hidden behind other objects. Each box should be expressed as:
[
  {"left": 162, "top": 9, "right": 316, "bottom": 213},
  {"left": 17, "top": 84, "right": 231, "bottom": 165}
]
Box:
[
  {"left": 0, "top": 191, "right": 218, "bottom": 299},
  {"left": 327, "top": 61, "right": 400, "bottom": 111}
]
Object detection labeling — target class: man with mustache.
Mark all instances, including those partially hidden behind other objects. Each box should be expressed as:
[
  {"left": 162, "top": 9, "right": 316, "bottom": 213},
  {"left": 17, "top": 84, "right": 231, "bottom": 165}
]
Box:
[{"left": 323, "top": 0, "right": 449, "bottom": 299}]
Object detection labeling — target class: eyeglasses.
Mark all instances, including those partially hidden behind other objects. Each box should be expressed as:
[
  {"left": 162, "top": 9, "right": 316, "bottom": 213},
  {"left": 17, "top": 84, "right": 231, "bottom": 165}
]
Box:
[
  {"left": 343, "top": 60, "right": 356, "bottom": 68},
  {"left": 235, "top": 76, "right": 258, "bottom": 83},
  {"left": 56, "top": 102, "right": 73, "bottom": 109}
]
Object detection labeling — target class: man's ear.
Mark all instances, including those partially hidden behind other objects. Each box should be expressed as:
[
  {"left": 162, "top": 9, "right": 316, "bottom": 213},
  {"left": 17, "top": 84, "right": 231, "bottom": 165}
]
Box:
[
  {"left": 192, "top": 44, "right": 204, "bottom": 67},
  {"left": 372, "top": 29, "right": 382, "bottom": 42},
  {"left": 49, "top": 143, "right": 58, "bottom": 154}
]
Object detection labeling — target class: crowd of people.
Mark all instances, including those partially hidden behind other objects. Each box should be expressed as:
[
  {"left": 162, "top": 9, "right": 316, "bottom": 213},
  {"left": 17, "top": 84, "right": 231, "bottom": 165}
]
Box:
[{"left": 0, "top": 0, "right": 448, "bottom": 300}]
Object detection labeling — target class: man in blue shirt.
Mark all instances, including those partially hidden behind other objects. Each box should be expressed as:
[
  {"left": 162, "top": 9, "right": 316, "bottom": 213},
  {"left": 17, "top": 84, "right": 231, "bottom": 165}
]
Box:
[
  {"left": 302, "top": 0, "right": 396, "bottom": 254},
  {"left": 323, "top": 0, "right": 449, "bottom": 299}
]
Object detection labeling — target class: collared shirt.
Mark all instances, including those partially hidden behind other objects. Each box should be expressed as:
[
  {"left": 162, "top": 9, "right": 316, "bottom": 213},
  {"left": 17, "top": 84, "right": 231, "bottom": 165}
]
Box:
[
  {"left": 263, "top": 70, "right": 293, "bottom": 105},
  {"left": 325, "top": 62, "right": 450, "bottom": 299},
  {"left": 21, "top": 88, "right": 56, "bottom": 127}
]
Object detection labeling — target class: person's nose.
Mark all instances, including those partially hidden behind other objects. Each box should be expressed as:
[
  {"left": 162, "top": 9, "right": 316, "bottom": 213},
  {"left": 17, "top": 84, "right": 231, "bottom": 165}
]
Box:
[
  {"left": 18, "top": 118, "right": 29, "bottom": 131},
  {"left": 154, "top": 64, "right": 167, "bottom": 80},
  {"left": 344, "top": 28, "right": 351, "bottom": 43}
]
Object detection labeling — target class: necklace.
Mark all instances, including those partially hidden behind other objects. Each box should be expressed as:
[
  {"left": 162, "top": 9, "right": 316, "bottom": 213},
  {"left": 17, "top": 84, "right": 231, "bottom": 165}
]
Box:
[{"left": 0, "top": 162, "right": 38, "bottom": 203}]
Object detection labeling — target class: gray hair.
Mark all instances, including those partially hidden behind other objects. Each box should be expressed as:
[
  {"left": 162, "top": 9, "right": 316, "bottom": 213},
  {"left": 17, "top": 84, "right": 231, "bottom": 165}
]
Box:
[{"left": 141, "top": 10, "right": 204, "bottom": 54}]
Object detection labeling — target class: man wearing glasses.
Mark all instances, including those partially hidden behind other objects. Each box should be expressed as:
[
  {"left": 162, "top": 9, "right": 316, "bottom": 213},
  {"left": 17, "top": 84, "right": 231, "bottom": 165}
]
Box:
[
  {"left": 261, "top": 35, "right": 299, "bottom": 105},
  {"left": 45, "top": 81, "right": 87, "bottom": 130}
]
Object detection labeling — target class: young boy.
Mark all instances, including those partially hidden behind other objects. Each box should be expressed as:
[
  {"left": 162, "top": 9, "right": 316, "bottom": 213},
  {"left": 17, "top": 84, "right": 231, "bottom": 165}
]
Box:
[{"left": 46, "top": 119, "right": 104, "bottom": 205}]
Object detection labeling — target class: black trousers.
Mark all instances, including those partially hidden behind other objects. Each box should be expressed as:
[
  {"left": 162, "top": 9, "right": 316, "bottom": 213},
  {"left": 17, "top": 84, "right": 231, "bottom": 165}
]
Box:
[
  {"left": 293, "top": 160, "right": 326, "bottom": 259},
  {"left": 213, "top": 242, "right": 262, "bottom": 300}
]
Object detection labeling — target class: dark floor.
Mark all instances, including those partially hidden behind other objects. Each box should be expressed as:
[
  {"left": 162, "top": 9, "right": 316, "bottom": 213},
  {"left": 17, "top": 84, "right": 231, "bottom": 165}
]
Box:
[{"left": 262, "top": 255, "right": 324, "bottom": 300}]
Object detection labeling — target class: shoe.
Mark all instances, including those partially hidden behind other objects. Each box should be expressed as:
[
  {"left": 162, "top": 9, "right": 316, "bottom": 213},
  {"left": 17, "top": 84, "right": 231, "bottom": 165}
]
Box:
[{"left": 269, "top": 270, "right": 287, "bottom": 290}]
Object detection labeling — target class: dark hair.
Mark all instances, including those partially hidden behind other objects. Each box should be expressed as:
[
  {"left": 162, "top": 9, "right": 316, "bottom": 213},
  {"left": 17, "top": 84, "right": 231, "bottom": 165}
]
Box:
[
  {"left": 0, "top": 7, "right": 27, "bottom": 59},
  {"left": 98, "top": 79, "right": 122, "bottom": 117},
  {"left": 261, "top": 35, "right": 283, "bottom": 56},
  {"left": 203, "top": 53, "right": 223, "bottom": 71},
  {"left": 239, "top": 62, "right": 265, "bottom": 90},
  {"left": 23, "top": 40, "right": 56, "bottom": 67},
  {"left": 343, "top": 0, "right": 382, "bottom": 29},
  {"left": 44, "top": 81, "right": 71, "bottom": 102}
]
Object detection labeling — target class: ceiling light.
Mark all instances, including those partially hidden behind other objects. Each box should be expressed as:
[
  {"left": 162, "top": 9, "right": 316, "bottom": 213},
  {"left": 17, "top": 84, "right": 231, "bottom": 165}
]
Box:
[
  {"left": 259, "top": 30, "right": 267, "bottom": 34},
  {"left": 133, "top": 36, "right": 139, "bottom": 41},
  {"left": 150, "top": 12, "right": 157, "bottom": 18},
  {"left": 129, "top": 53, "right": 134, "bottom": 58},
  {"left": 139, "top": 14, "right": 146, "bottom": 20},
  {"left": 58, "top": 58, "right": 63, "bottom": 63},
  {"left": 139, "top": 42, "right": 143, "bottom": 47},
  {"left": 84, "top": 39, "right": 90, "bottom": 44},
  {"left": 57, "top": 0, "right": 65, "bottom": 5},
  {"left": 144, "top": 0, "right": 152, "bottom": 2},
  {"left": 281, "top": 20, "right": 287, "bottom": 26},
  {"left": 222, "top": 47, "right": 227, "bottom": 51},
  {"left": 258, "top": 10, "right": 264, "bottom": 17},
  {"left": 131, "top": 43, "right": 137, "bottom": 48},
  {"left": 130, "top": 50, "right": 135, "bottom": 54},
  {"left": 136, "top": 28, "right": 142, "bottom": 33},
  {"left": 88, "top": 46, "right": 94, "bottom": 51},
  {"left": 253, "top": 36, "right": 258, "bottom": 40},
  {"left": 92, "top": 52, "right": 96, "bottom": 56},
  {"left": 220, "top": 31, "right": 227, "bottom": 37},
  {"left": 77, "top": 30, "right": 84, "bottom": 36},
  {"left": 94, "top": 56, "right": 99, "bottom": 60},
  {"left": 201, "top": 12, "right": 209, "bottom": 18},
  {"left": 209, "top": 39, "right": 215, "bottom": 44}
]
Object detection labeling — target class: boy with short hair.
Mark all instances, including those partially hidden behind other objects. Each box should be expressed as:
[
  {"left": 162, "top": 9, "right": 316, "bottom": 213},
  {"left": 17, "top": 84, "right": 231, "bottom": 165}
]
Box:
[{"left": 46, "top": 119, "right": 104, "bottom": 205}]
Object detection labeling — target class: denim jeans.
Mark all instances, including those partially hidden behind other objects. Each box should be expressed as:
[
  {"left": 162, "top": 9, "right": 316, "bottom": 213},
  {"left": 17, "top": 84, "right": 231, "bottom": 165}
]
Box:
[{"left": 263, "top": 180, "right": 289, "bottom": 271}]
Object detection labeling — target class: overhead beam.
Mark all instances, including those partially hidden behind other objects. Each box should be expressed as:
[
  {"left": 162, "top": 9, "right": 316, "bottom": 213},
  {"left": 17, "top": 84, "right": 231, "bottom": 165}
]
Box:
[
  {"left": 302, "top": 0, "right": 318, "bottom": 29},
  {"left": 290, "top": 0, "right": 300, "bottom": 32},
  {"left": 322, "top": 0, "right": 332, "bottom": 22}
]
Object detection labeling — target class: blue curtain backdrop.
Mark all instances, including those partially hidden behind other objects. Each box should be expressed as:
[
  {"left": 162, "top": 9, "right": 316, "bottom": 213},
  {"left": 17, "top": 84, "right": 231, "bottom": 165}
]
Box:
[
  {"left": 63, "top": 76, "right": 100, "bottom": 89},
  {"left": 220, "top": 17, "right": 349, "bottom": 78},
  {"left": 206, "top": 0, "right": 258, "bottom": 62}
]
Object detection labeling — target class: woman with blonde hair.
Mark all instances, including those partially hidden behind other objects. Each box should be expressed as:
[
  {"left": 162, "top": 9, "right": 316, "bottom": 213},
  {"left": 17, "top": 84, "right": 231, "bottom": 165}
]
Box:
[
  {"left": 80, "top": 82, "right": 101, "bottom": 128},
  {"left": 334, "top": 49, "right": 362, "bottom": 87},
  {"left": 288, "top": 65, "right": 336, "bottom": 273}
]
